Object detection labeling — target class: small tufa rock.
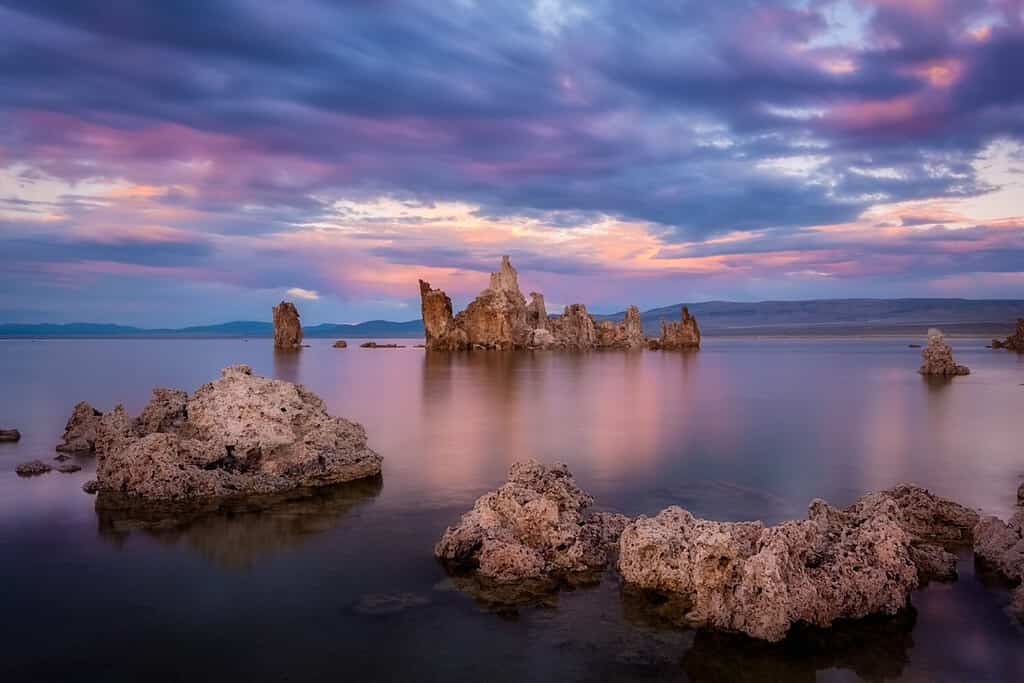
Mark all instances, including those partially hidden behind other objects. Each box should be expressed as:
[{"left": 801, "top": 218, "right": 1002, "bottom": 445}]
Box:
[
  {"left": 332, "top": 340, "right": 348, "bottom": 348},
  {"left": 82, "top": 480, "right": 100, "bottom": 494},
  {"left": 56, "top": 402, "right": 104, "bottom": 453},
  {"left": 57, "top": 463, "right": 82, "bottom": 474},
  {"left": 360, "top": 341, "right": 404, "bottom": 348},
  {"left": 656, "top": 306, "right": 701, "bottom": 350},
  {"left": 918, "top": 328, "right": 969, "bottom": 376},
  {"left": 991, "top": 319, "right": 1024, "bottom": 352},
  {"left": 0, "top": 428, "right": 21, "bottom": 442},
  {"left": 16, "top": 460, "right": 52, "bottom": 477}
]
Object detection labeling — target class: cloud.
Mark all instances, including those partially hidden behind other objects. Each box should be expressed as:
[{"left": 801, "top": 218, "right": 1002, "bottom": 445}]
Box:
[{"left": 286, "top": 287, "right": 320, "bottom": 301}]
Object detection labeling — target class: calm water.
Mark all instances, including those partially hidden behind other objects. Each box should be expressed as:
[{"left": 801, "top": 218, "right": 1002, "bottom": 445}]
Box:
[{"left": 1, "top": 337, "right": 1022, "bottom": 682}]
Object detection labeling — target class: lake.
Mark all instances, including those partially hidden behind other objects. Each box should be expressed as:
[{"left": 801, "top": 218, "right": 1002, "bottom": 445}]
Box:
[{"left": 1, "top": 337, "right": 1022, "bottom": 681}]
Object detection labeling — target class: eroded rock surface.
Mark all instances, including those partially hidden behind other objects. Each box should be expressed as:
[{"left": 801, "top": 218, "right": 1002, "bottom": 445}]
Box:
[
  {"left": 434, "top": 461, "right": 628, "bottom": 594},
  {"left": 91, "top": 365, "right": 381, "bottom": 501},
  {"left": 974, "top": 509, "right": 1024, "bottom": 619},
  {"left": 918, "top": 328, "right": 969, "bottom": 376},
  {"left": 16, "top": 460, "right": 52, "bottom": 477},
  {"left": 56, "top": 401, "right": 103, "bottom": 453},
  {"left": 272, "top": 301, "right": 303, "bottom": 349},
  {"left": 992, "top": 319, "right": 1024, "bottom": 352},
  {"left": 418, "top": 256, "right": 699, "bottom": 351},
  {"left": 650, "top": 306, "right": 701, "bottom": 350}
]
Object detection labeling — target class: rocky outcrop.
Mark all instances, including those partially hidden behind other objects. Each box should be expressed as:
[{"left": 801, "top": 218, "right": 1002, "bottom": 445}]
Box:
[
  {"left": 918, "top": 328, "right": 969, "bottom": 376},
  {"left": 16, "top": 460, "right": 52, "bottom": 476},
  {"left": 992, "top": 319, "right": 1024, "bottom": 352},
  {"left": 332, "top": 340, "right": 347, "bottom": 348},
  {"left": 417, "top": 256, "right": 699, "bottom": 351},
  {"left": 90, "top": 365, "right": 381, "bottom": 502},
  {"left": 272, "top": 301, "right": 303, "bottom": 349},
  {"left": 56, "top": 402, "right": 103, "bottom": 453},
  {"left": 435, "top": 461, "right": 629, "bottom": 595},
  {"left": 0, "top": 428, "right": 20, "bottom": 442},
  {"left": 650, "top": 306, "right": 701, "bottom": 350},
  {"left": 618, "top": 494, "right": 920, "bottom": 642},
  {"left": 974, "top": 509, "right": 1023, "bottom": 620}
]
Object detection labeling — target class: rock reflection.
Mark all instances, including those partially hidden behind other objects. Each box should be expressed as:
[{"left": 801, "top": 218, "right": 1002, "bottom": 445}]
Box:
[
  {"left": 272, "top": 347, "right": 303, "bottom": 383},
  {"left": 623, "top": 587, "right": 916, "bottom": 682},
  {"left": 96, "top": 476, "right": 382, "bottom": 570}
]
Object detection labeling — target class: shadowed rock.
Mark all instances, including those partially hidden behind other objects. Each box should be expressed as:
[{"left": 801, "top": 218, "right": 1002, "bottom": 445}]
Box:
[
  {"left": 918, "top": 328, "right": 969, "bottom": 376},
  {"left": 0, "top": 428, "right": 20, "bottom": 442},
  {"left": 91, "top": 365, "right": 381, "bottom": 502},
  {"left": 974, "top": 507, "right": 1024, "bottom": 621},
  {"left": 16, "top": 460, "right": 52, "bottom": 476},
  {"left": 649, "top": 306, "right": 701, "bottom": 350},
  {"left": 992, "top": 319, "right": 1024, "bottom": 352},
  {"left": 272, "top": 301, "right": 303, "bottom": 349},
  {"left": 360, "top": 341, "right": 404, "bottom": 348},
  {"left": 56, "top": 402, "right": 103, "bottom": 453},
  {"left": 434, "top": 461, "right": 629, "bottom": 600}
]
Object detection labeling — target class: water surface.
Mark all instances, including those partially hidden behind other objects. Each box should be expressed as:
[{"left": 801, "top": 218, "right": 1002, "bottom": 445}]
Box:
[{"left": 1, "top": 337, "right": 1022, "bottom": 681}]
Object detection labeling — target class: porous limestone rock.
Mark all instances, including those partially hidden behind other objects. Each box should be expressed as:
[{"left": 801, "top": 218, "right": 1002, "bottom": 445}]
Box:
[
  {"left": 456, "top": 256, "right": 530, "bottom": 349},
  {"left": 82, "top": 480, "right": 100, "bottom": 494},
  {"left": 595, "top": 306, "right": 646, "bottom": 350},
  {"left": 651, "top": 306, "right": 701, "bottom": 350},
  {"left": 549, "top": 304, "right": 597, "bottom": 350},
  {"left": 974, "top": 508, "right": 1024, "bottom": 620},
  {"left": 617, "top": 495, "right": 920, "bottom": 642},
  {"left": 434, "top": 461, "right": 629, "bottom": 589},
  {"left": 91, "top": 365, "right": 381, "bottom": 501},
  {"left": 991, "top": 319, "right": 1024, "bottom": 352},
  {"left": 527, "top": 328, "right": 555, "bottom": 349},
  {"left": 56, "top": 401, "right": 103, "bottom": 453},
  {"left": 272, "top": 301, "right": 303, "bottom": 349},
  {"left": 16, "top": 460, "right": 52, "bottom": 477},
  {"left": 332, "top": 340, "right": 348, "bottom": 348},
  {"left": 525, "top": 292, "right": 549, "bottom": 331},
  {"left": 918, "top": 328, "right": 969, "bottom": 376}
]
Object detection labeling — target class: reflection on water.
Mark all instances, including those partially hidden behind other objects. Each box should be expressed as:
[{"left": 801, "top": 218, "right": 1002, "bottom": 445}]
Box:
[
  {"left": 96, "top": 477, "right": 383, "bottom": 570},
  {"left": 0, "top": 337, "right": 1022, "bottom": 681}
]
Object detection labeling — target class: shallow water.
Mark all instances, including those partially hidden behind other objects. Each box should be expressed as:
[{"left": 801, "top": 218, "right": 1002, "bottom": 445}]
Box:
[{"left": 1, "top": 337, "right": 1022, "bottom": 681}]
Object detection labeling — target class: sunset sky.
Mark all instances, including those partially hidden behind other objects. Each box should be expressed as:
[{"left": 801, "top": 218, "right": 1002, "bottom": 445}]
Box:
[{"left": 1, "top": 0, "right": 1023, "bottom": 326}]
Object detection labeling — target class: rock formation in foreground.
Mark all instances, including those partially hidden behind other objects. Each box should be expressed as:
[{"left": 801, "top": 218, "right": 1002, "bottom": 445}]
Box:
[
  {"left": 434, "top": 461, "right": 629, "bottom": 599},
  {"left": 992, "top": 319, "right": 1024, "bottom": 352},
  {"left": 87, "top": 365, "right": 381, "bottom": 502},
  {"left": 648, "top": 306, "right": 701, "bottom": 350},
  {"left": 617, "top": 484, "right": 975, "bottom": 642},
  {"left": 918, "top": 328, "right": 969, "bottom": 376},
  {"left": 272, "top": 301, "right": 303, "bottom": 349},
  {"left": 974, "top": 508, "right": 1024, "bottom": 620},
  {"left": 56, "top": 401, "right": 104, "bottom": 453},
  {"left": 419, "top": 256, "right": 694, "bottom": 351}
]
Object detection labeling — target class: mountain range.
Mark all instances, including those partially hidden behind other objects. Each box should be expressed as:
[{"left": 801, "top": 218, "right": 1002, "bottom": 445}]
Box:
[{"left": 2, "top": 299, "right": 1023, "bottom": 338}]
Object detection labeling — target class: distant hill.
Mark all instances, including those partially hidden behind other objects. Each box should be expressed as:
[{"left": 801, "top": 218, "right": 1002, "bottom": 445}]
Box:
[{"left": 3, "top": 299, "right": 1022, "bottom": 339}]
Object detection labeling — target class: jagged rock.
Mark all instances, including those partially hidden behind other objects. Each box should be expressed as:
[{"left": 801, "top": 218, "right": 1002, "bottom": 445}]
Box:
[
  {"left": 16, "top": 460, "right": 52, "bottom": 477},
  {"left": 332, "top": 340, "right": 347, "bottom": 348},
  {"left": 549, "top": 304, "right": 597, "bottom": 350},
  {"left": 82, "top": 480, "right": 100, "bottom": 494},
  {"left": 56, "top": 401, "right": 103, "bottom": 453},
  {"left": 653, "top": 306, "right": 701, "bottom": 350},
  {"left": 434, "top": 461, "right": 629, "bottom": 592},
  {"left": 91, "top": 365, "right": 382, "bottom": 501},
  {"left": 918, "top": 328, "right": 969, "bottom": 376},
  {"left": 595, "top": 305, "right": 646, "bottom": 350},
  {"left": 974, "top": 509, "right": 1024, "bottom": 620},
  {"left": 525, "top": 292, "right": 549, "bottom": 330},
  {"left": 57, "top": 463, "right": 82, "bottom": 474},
  {"left": 419, "top": 280, "right": 466, "bottom": 350},
  {"left": 272, "top": 301, "right": 303, "bottom": 349},
  {"left": 456, "top": 256, "right": 530, "bottom": 349},
  {"left": 617, "top": 493, "right": 920, "bottom": 642},
  {"left": 0, "top": 428, "right": 20, "bottom": 442},
  {"left": 991, "top": 319, "right": 1024, "bottom": 352}
]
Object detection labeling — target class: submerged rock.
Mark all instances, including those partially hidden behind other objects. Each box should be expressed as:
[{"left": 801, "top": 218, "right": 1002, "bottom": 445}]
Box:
[
  {"left": 918, "top": 328, "right": 969, "bottom": 376},
  {"left": 57, "top": 462, "right": 82, "bottom": 474},
  {"left": 332, "top": 340, "right": 348, "bottom": 348},
  {"left": 56, "top": 402, "right": 104, "bottom": 453},
  {"left": 16, "top": 460, "right": 52, "bottom": 477},
  {"left": 434, "top": 461, "right": 628, "bottom": 594},
  {"left": 272, "top": 301, "right": 303, "bottom": 349},
  {"left": 359, "top": 341, "right": 404, "bottom": 348},
  {"left": 991, "top": 319, "right": 1024, "bottom": 352},
  {"left": 0, "top": 428, "right": 20, "bottom": 442},
  {"left": 90, "top": 365, "right": 382, "bottom": 501}
]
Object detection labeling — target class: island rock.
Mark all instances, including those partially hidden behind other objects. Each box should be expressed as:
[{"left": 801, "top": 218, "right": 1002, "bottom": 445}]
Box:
[
  {"left": 272, "top": 301, "right": 303, "bottom": 349},
  {"left": 16, "top": 460, "right": 52, "bottom": 477},
  {"left": 435, "top": 461, "right": 629, "bottom": 591},
  {"left": 91, "top": 365, "right": 381, "bottom": 501},
  {"left": 918, "top": 328, "right": 969, "bottom": 376},
  {"left": 650, "top": 306, "right": 701, "bottom": 350},
  {"left": 992, "top": 319, "right": 1024, "bottom": 352}
]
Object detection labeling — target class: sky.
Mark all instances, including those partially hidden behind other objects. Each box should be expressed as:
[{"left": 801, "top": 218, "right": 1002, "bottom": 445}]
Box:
[{"left": 1, "top": 0, "right": 1023, "bottom": 326}]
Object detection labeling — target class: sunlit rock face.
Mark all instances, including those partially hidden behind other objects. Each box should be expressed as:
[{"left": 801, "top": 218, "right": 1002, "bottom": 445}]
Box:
[
  {"left": 272, "top": 301, "right": 303, "bottom": 349},
  {"left": 91, "top": 365, "right": 381, "bottom": 502},
  {"left": 417, "top": 255, "right": 699, "bottom": 351},
  {"left": 650, "top": 306, "right": 701, "bottom": 350},
  {"left": 992, "top": 319, "right": 1024, "bottom": 352},
  {"left": 918, "top": 328, "right": 969, "bottom": 376}
]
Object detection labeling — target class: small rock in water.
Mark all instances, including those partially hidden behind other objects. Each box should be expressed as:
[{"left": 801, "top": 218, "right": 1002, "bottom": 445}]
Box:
[
  {"left": 0, "top": 428, "right": 21, "bottom": 442},
  {"left": 907, "top": 344, "right": 921, "bottom": 348},
  {"left": 82, "top": 480, "right": 100, "bottom": 494},
  {"left": 54, "top": 453, "right": 71, "bottom": 461},
  {"left": 56, "top": 402, "right": 103, "bottom": 454},
  {"left": 16, "top": 460, "right": 52, "bottom": 477},
  {"left": 57, "top": 463, "right": 82, "bottom": 474},
  {"left": 918, "top": 328, "right": 969, "bottom": 376},
  {"left": 360, "top": 341, "right": 404, "bottom": 348},
  {"left": 332, "top": 340, "right": 348, "bottom": 348},
  {"left": 352, "top": 592, "right": 431, "bottom": 616}
]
